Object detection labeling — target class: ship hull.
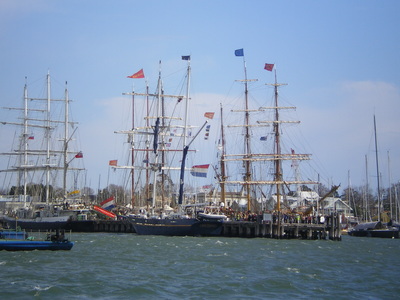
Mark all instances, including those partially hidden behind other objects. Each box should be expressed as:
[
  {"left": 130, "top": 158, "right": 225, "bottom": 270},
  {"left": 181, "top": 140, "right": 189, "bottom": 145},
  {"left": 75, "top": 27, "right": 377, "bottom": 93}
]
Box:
[
  {"left": 348, "top": 229, "right": 399, "bottom": 238},
  {"left": 0, "top": 240, "right": 74, "bottom": 251},
  {"left": 4, "top": 215, "right": 70, "bottom": 231},
  {"left": 129, "top": 217, "right": 223, "bottom": 236}
]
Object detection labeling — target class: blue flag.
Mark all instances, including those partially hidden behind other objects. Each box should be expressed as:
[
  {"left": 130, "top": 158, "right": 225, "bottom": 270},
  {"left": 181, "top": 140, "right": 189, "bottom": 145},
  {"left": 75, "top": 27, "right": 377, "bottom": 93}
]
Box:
[
  {"left": 182, "top": 55, "right": 190, "bottom": 60},
  {"left": 235, "top": 49, "right": 244, "bottom": 56}
]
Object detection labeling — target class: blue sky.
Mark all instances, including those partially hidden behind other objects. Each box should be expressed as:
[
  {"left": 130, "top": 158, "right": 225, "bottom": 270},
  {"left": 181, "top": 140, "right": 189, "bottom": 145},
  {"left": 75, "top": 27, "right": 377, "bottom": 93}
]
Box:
[{"left": 0, "top": 0, "right": 399, "bottom": 195}]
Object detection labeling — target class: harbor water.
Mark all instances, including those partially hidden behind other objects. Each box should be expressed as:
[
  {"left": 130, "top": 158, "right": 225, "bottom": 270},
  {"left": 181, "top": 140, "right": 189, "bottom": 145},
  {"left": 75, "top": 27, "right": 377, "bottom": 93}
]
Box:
[{"left": 1, "top": 233, "right": 399, "bottom": 299}]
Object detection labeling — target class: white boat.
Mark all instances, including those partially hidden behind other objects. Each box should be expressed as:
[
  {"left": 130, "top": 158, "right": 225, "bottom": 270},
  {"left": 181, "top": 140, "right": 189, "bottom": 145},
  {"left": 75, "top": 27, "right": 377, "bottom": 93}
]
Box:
[{"left": 0, "top": 73, "right": 84, "bottom": 230}]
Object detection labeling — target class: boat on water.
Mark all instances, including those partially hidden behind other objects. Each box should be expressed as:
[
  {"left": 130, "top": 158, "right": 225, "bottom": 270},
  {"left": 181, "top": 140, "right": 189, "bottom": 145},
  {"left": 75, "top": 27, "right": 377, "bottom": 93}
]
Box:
[
  {"left": 348, "top": 116, "right": 399, "bottom": 239},
  {"left": 0, "top": 229, "right": 74, "bottom": 251},
  {"left": 348, "top": 221, "right": 399, "bottom": 238},
  {"left": 0, "top": 73, "right": 85, "bottom": 231},
  {"left": 114, "top": 57, "right": 226, "bottom": 236},
  {"left": 216, "top": 49, "right": 326, "bottom": 223}
]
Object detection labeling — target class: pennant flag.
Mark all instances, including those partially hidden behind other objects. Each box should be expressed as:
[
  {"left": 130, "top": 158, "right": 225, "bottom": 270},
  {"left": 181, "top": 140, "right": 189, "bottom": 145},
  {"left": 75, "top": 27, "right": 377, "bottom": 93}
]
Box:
[
  {"left": 204, "top": 112, "right": 215, "bottom": 119},
  {"left": 109, "top": 160, "right": 118, "bottom": 166},
  {"left": 264, "top": 63, "right": 274, "bottom": 71},
  {"left": 28, "top": 136, "right": 34, "bottom": 140},
  {"left": 235, "top": 49, "right": 244, "bottom": 57},
  {"left": 127, "top": 69, "right": 145, "bottom": 79},
  {"left": 100, "top": 196, "right": 115, "bottom": 210},
  {"left": 260, "top": 136, "right": 267, "bottom": 141},
  {"left": 68, "top": 190, "right": 80, "bottom": 195},
  {"left": 182, "top": 55, "right": 190, "bottom": 60},
  {"left": 93, "top": 205, "right": 117, "bottom": 219},
  {"left": 190, "top": 164, "right": 210, "bottom": 178},
  {"left": 75, "top": 151, "right": 83, "bottom": 158},
  {"left": 204, "top": 124, "right": 211, "bottom": 140}
]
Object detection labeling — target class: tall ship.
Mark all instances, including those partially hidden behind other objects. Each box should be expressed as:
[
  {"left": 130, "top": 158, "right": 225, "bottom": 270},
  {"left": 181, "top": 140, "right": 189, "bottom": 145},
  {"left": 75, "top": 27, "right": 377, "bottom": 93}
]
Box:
[
  {"left": 216, "top": 49, "right": 322, "bottom": 223},
  {"left": 0, "top": 73, "right": 85, "bottom": 230},
  {"left": 114, "top": 57, "right": 225, "bottom": 236}
]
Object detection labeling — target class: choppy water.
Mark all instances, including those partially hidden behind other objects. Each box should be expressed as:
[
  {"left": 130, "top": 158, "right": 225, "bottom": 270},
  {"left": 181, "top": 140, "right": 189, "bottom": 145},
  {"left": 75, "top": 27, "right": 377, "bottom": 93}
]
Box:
[{"left": 1, "top": 233, "right": 399, "bottom": 299}]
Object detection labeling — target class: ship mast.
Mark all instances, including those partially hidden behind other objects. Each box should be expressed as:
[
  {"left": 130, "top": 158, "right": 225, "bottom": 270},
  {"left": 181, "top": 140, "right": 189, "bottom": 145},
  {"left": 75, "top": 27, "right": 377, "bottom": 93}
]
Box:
[
  {"left": 131, "top": 85, "right": 136, "bottom": 208},
  {"left": 45, "top": 72, "right": 51, "bottom": 204},
  {"left": 374, "top": 115, "right": 381, "bottom": 222},
  {"left": 243, "top": 56, "right": 252, "bottom": 212},
  {"left": 151, "top": 61, "right": 163, "bottom": 214},
  {"left": 63, "top": 83, "right": 69, "bottom": 201},
  {"left": 234, "top": 50, "right": 257, "bottom": 211},
  {"left": 145, "top": 83, "right": 150, "bottom": 208},
  {"left": 22, "top": 80, "right": 29, "bottom": 205},
  {"left": 272, "top": 71, "right": 284, "bottom": 212},
  {"left": 219, "top": 104, "right": 227, "bottom": 207},
  {"left": 178, "top": 56, "right": 191, "bottom": 206}
]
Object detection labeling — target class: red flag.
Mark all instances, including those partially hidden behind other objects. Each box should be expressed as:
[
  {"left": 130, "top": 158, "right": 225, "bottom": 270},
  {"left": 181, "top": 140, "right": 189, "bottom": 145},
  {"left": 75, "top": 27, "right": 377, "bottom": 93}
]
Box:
[
  {"left": 127, "top": 69, "right": 145, "bottom": 79},
  {"left": 204, "top": 112, "right": 214, "bottom": 119},
  {"left": 264, "top": 63, "right": 274, "bottom": 72},
  {"left": 75, "top": 151, "right": 83, "bottom": 158},
  {"left": 109, "top": 160, "right": 118, "bottom": 166}
]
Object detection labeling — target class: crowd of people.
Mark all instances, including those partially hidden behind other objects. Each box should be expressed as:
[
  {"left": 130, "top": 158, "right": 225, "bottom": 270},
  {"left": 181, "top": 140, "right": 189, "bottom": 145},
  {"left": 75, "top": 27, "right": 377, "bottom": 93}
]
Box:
[{"left": 221, "top": 207, "right": 328, "bottom": 225}]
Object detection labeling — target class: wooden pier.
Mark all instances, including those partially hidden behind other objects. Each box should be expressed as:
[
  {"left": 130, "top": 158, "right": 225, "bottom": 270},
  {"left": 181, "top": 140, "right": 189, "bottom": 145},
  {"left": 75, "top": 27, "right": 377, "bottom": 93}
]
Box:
[{"left": 221, "top": 213, "right": 341, "bottom": 240}]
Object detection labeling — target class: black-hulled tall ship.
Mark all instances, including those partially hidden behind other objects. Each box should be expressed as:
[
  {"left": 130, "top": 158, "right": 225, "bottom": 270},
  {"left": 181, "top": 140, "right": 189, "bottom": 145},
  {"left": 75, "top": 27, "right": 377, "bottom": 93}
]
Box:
[{"left": 115, "top": 57, "right": 225, "bottom": 236}]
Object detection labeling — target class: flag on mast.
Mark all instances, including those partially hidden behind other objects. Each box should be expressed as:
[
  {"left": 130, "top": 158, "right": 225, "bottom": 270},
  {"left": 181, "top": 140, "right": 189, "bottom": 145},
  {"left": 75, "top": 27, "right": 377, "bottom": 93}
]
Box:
[
  {"left": 264, "top": 63, "right": 274, "bottom": 71},
  {"left": 204, "top": 112, "right": 215, "bottom": 119},
  {"left": 235, "top": 49, "right": 244, "bottom": 57},
  {"left": 127, "top": 69, "right": 145, "bottom": 78},
  {"left": 190, "top": 164, "right": 210, "bottom": 177},
  {"left": 109, "top": 160, "right": 118, "bottom": 166}
]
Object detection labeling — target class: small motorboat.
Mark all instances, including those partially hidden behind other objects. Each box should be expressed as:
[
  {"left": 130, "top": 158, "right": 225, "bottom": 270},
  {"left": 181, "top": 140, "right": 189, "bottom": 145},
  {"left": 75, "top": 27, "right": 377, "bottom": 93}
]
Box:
[{"left": 0, "top": 229, "right": 74, "bottom": 251}]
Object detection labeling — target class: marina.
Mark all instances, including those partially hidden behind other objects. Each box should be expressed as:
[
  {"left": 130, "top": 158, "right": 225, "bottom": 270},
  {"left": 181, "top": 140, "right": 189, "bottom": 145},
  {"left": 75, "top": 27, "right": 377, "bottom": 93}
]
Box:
[
  {"left": 2, "top": 212, "right": 342, "bottom": 240},
  {"left": 0, "top": 2, "right": 399, "bottom": 299}
]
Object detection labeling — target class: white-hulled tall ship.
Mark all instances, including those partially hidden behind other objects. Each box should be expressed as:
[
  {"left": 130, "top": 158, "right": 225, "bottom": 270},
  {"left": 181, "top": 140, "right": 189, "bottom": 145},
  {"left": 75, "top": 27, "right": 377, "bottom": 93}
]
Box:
[{"left": 0, "top": 73, "right": 85, "bottom": 230}]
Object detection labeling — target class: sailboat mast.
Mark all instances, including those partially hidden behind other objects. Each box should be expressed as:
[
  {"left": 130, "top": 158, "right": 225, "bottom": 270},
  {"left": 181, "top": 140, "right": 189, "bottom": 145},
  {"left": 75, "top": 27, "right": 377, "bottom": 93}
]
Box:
[
  {"left": 131, "top": 85, "right": 136, "bottom": 208},
  {"left": 219, "top": 103, "right": 227, "bottom": 206},
  {"left": 145, "top": 83, "right": 150, "bottom": 208},
  {"left": 63, "top": 83, "right": 69, "bottom": 201},
  {"left": 22, "top": 80, "right": 29, "bottom": 205},
  {"left": 45, "top": 72, "right": 51, "bottom": 204},
  {"left": 161, "top": 86, "right": 166, "bottom": 208},
  {"left": 237, "top": 55, "right": 253, "bottom": 212},
  {"left": 151, "top": 62, "right": 163, "bottom": 213},
  {"left": 374, "top": 115, "right": 381, "bottom": 222},
  {"left": 183, "top": 58, "right": 191, "bottom": 148},
  {"left": 177, "top": 56, "right": 194, "bottom": 206},
  {"left": 273, "top": 71, "right": 283, "bottom": 212}
]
